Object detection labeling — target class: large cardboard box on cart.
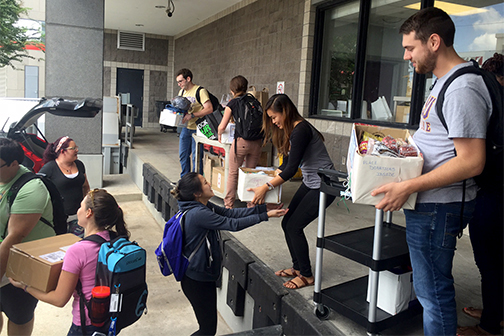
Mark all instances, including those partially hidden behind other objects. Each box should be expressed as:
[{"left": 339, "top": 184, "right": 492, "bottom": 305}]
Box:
[
  {"left": 6, "top": 234, "right": 81, "bottom": 292},
  {"left": 347, "top": 124, "right": 423, "bottom": 209}
]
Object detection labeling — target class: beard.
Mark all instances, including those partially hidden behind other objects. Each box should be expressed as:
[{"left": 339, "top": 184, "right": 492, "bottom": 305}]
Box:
[{"left": 414, "top": 49, "right": 436, "bottom": 74}]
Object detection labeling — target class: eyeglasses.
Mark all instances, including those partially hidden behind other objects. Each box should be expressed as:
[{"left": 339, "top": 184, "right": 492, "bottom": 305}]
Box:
[
  {"left": 176, "top": 79, "right": 185, "bottom": 84},
  {"left": 67, "top": 146, "right": 79, "bottom": 151}
]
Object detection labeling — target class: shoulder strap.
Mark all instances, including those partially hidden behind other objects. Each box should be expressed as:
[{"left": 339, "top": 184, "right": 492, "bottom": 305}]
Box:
[
  {"left": 7, "top": 172, "right": 37, "bottom": 208},
  {"left": 436, "top": 60, "right": 483, "bottom": 133},
  {"left": 180, "top": 209, "right": 209, "bottom": 262},
  {"left": 195, "top": 86, "right": 203, "bottom": 106},
  {"left": 3, "top": 172, "right": 54, "bottom": 239}
]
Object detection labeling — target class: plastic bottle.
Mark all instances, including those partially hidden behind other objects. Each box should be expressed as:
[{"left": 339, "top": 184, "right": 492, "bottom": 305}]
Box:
[{"left": 90, "top": 286, "right": 110, "bottom": 327}]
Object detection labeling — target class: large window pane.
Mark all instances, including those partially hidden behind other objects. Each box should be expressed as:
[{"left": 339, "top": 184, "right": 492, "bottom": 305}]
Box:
[
  {"left": 317, "top": 1, "right": 359, "bottom": 118},
  {"left": 363, "top": 1, "right": 420, "bottom": 123}
]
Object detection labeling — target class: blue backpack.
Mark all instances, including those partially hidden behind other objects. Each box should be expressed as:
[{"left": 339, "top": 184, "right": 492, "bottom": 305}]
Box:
[
  {"left": 77, "top": 234, "right": 148, "bottom": 336},
  {"left": 155, "top": 210, "right": 208, "bottom": 281}
]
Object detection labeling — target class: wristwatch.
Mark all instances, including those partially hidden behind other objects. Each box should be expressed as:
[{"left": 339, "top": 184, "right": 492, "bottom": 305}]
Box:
[{"left": 266, "top": 182, "right": 275, "bottom": 191}]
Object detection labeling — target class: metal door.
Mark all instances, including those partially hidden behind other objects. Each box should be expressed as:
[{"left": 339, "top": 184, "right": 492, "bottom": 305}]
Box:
[{"left": 116, "top": 68, "right": 144, "bottom": 127}]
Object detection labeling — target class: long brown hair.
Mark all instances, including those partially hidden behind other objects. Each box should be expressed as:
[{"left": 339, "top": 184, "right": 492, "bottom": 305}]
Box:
[
  {"left": 262, "top": 94, "right": 304, "bottom": 156},
  {"left": 86, "top": 189, "right": 130, "bottom": 238}
]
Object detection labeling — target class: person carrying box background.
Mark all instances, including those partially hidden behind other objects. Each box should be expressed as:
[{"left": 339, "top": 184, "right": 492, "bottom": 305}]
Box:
[
  {"left": 175, "top": 68, "right": 214, "bottom": 178},
  {"left": 0, "top": 138, "right": 54, "bottom": 336},
  {"left": 371, "top": 8, "right": 491, "bottom": 336}
]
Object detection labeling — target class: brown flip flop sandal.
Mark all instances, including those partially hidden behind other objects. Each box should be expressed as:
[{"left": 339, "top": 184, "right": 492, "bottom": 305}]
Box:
[
  {"left": 275, "top": 268, "right": 299, "bottom": 277},
  {"left": 283, "top": 275, "right": 314, "bottom": 289}
]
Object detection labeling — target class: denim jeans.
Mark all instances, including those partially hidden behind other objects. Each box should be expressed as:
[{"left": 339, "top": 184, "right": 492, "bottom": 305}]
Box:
[
  {"left": 404, "top": 201, "right": 475, "bottom": 336},
  {"left": 179, "top": 128, "right": 196, "bottom": 178}
]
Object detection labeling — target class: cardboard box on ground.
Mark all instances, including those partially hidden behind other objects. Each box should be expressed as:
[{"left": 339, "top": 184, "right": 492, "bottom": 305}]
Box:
[
  {"left": 237, "top": 168, "right": 282, "bottom": 203},
  {"left": 366, "top": 267, "right": 417, "bottom": 315},
  {"left": 347, "top": 124, "right": 424, "bottom": 210},
  {"left": 6, "top": 234, "right": 81, "bottom": 292}
]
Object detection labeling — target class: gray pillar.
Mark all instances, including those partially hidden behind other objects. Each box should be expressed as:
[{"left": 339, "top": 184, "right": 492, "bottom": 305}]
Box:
[{"left": 45, "top": 0, "right": 104, "bottom": 187}]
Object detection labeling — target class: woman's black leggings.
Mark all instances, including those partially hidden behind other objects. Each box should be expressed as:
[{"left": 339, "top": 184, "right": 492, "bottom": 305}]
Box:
[
  {"left": 181, "top": 275, "right": 217, "bottom": 336},
  {"left": 282, "top": 183, "right": 336, "bottom": 277}
]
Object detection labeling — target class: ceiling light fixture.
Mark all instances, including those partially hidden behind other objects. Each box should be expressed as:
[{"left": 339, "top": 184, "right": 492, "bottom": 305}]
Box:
[{"left": 165, "top": 0, "right": 175, "bottom": 17}]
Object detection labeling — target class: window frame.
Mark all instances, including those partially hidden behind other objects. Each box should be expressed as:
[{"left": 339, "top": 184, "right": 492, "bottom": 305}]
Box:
[{"left": 309, "top": 0, "right": 436, "bottom": 130}]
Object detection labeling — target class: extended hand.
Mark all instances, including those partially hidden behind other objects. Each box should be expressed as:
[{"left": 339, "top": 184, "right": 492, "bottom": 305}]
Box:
[
  {"left": 267, "top": 208, "right": 289, "bottom": 218},
  {"left": 371, "top": 182, "right": 411, "bottom": 212}
]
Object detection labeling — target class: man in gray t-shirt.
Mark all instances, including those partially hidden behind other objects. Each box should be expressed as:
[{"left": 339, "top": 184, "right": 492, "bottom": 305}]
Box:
[{"left": 371, "top": 8, "right": 490, "bottom": 336}]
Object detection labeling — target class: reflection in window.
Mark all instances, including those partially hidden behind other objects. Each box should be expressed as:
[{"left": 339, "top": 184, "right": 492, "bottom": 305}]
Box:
[
  {"left": 317, "top": 1, "right": 359, "bottom": 119},
  {"left": 314, "top": 0, "right": 504, "bottom": 123}
]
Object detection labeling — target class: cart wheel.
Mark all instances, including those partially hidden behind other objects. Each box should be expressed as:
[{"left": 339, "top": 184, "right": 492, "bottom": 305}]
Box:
[{"left": 314, "top": 305, "right": 330, "bottom": 319}]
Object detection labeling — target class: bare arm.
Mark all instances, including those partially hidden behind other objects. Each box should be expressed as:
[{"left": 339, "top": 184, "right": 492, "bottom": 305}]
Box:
[
  {"left": 0, "top": 213, "right": 41, "bottom": 278},
  {"left": 372, "top": 138, "right": 485, "bottom": 212},
  {"left": 218, "top": 106, "right": 232, "bottom": 142},
  {"left": 10, "top": 270, "right": 78, "bottom": 307},
  {"left": 82, "top": 174, "right": 90, "bottom": 197},
  {"left": 249, "top": 175, "right": 286, "bottom": 205},
  {"left": 183, "top": 100, "right": 214, "bottom": 123}
]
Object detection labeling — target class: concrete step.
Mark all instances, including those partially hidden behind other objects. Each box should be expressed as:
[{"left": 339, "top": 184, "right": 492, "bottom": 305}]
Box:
[{"left": 102, "top": 174, "right": 142, "bottom": 203}]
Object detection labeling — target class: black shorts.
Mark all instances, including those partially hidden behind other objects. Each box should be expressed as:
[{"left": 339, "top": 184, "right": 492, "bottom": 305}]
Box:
[{"left": 0, "top": 284, "right": 38, "bottom": 325}]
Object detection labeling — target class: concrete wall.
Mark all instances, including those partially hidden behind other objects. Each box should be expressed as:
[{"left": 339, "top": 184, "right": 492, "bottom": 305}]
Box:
[
  {"left": 173, "top": 0, "right": 305, "bottom": 103},
  {"left": 103, "top": 31, "right": 173, "bottom": 128},
  {"left": 45, "top": 0, "right": 104, "bottom": 187}
]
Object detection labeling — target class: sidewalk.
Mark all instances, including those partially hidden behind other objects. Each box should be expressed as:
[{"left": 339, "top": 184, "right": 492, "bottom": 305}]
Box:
[{"left": 0, "top": 127, "right": 487, "bottom": 336}]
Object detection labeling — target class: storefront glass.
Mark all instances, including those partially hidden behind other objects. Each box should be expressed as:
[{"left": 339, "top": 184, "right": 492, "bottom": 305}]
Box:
[{"left": 314, "top": 0, "right": 504, "bottom": 124}]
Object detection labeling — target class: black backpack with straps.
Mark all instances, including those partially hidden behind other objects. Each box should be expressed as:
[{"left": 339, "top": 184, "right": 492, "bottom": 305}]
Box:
[
  {"left": 233, "top": 93, "right": 264, "bottom": 141},
  {"left": 435, "top": 59, "right": 503, "bottom": 191},
  {"left": 183, "top": 86, "right": 223, "bottom": 113},
  {"left": 4, "top": 172, "right": 68, "bottom": 238}
]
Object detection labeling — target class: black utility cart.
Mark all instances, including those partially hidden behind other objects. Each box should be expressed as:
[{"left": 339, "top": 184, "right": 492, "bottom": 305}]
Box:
[{"left": 313, "top": 169, "right": 422, "bottom": 335}]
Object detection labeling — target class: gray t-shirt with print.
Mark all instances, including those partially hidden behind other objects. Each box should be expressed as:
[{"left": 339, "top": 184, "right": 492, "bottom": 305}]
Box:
[{"left": 413, "top": 62, "right": 492, "bottom": 204}]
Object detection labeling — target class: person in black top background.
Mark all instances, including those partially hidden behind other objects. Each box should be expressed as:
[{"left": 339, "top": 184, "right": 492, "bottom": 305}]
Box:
[
  {"left": 249, "top": 94, "right": 335, "bottom": 290},
  {"left": 40, "top": 136, "right": 90, "bottom": 236}
]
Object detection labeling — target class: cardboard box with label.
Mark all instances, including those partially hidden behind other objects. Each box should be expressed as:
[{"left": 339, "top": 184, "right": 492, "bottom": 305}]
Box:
[
  {"left": 6, "top": 234, "right": 81, "bottom": 292},
  {"left": 212, "top": 166, "right": 226, "bottom": 194},
  {"left": 367, "top": 268, "right": 415, "bottom": 315},
  {"left": 347, "top": 124, "right": 423, "bottom": 209},
  {"left": 204, "top": 153, "right": 219, "bottom": 180},
  {"left": 237, "top": 168, "right": 282, "bottom": 203}
]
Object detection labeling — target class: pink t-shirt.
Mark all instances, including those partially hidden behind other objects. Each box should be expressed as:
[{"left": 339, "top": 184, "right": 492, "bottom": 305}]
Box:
[{"left": 62, "top": 231, "right": 111, "bottom": 326}]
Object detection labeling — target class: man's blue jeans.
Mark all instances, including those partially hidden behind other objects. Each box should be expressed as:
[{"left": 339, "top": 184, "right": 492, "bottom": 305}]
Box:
[
  {"left": 179, "top": 128, "right": 196, "bottom": 178},
  {"left": 404, "top": 201, "right": 475, "bottom": 336}
]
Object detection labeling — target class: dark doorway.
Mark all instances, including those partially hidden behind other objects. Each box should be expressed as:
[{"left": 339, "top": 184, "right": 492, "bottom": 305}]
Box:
[{"left": 117, "top": 68, "right": 144, "bottom": 127}]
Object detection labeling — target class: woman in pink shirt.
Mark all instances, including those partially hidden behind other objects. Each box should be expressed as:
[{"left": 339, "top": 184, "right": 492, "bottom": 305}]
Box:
[{"left": 10, "top": 189, "right": 130, "bottom": 336}]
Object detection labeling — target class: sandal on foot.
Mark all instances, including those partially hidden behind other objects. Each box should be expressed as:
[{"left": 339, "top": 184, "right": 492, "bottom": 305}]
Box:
[
  {"left": 283, "top": 275, "right": 314, "bottom": 289},
  {"left": 463, "top": 307, "right": 483, "bottom": 320},
  {"left": 275, "top": 268, "right": 299, "bottom": 277},
  {"left": 457, "top": 325, "right": 497, "bottom": 336}
]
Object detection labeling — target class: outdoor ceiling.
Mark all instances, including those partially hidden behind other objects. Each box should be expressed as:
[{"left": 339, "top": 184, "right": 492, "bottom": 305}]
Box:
[{"left": 104, "top": 0, "right": 242, "bottom": 36}]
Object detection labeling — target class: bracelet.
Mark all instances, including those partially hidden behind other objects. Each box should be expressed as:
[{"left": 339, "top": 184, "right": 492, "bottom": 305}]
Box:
[{"left": 266, "top": 182, "right": 274, "bottom": 191}]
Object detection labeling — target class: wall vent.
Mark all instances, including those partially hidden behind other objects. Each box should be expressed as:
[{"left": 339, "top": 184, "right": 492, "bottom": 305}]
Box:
[{"left": 117, "top": 31, "right": 145, "bottom": 51}]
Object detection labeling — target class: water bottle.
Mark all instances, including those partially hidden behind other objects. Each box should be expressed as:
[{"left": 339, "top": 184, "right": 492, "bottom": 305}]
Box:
[{"left": 90, "top": 286, "right": 110, "bottom": 327}]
